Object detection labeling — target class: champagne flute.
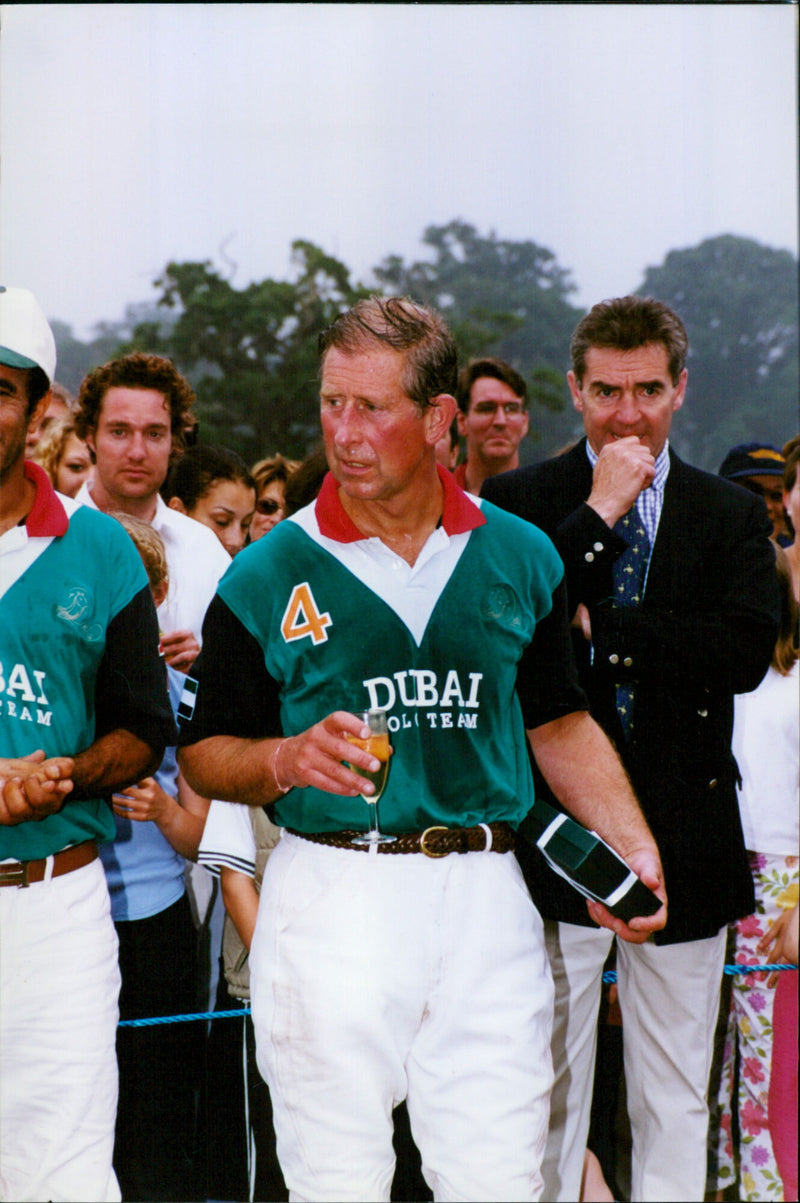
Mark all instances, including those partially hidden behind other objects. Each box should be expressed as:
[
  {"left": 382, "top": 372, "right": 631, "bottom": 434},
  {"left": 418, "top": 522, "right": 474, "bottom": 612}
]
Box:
[{"left": 347, "top": 709, "right": 395, "bottom": 846}]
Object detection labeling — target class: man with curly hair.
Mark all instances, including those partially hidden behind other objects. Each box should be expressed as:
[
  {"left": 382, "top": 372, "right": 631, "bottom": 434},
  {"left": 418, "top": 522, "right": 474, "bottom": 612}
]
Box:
[
  {"left": 74, "top": 352, "right": 230, "bottom": 671},
  {"left": 73, "top": 353, "right": 230, "bottom": 1197}
]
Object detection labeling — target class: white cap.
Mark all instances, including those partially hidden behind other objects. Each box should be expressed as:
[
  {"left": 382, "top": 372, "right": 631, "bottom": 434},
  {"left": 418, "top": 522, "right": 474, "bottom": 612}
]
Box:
[{"left": 0, "top": 286, "right": 57, "bottom": 384}]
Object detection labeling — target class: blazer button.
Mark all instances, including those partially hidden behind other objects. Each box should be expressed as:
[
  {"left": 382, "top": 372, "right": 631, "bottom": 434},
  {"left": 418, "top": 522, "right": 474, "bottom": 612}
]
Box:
[
  {"left": 623, "top": 657, "right": 632, "bottom": 667},
  {"left": 585, "top": 551, "right": 595, "bottom": 562},
  {"left": 708, "top": 778, "right": 718, "bottom": 789},
  {"left": 594, "top": 542, "right": 604, "bottom": 551},
  {"left": 698, "top": 708, "right": 709, "bottom": 717},
  {"left": 609, "top": 653, "right": 619, "bottom": 664}
]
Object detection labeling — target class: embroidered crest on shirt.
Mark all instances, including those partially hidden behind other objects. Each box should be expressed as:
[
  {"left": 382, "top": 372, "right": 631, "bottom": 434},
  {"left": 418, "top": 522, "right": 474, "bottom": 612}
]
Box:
[
  {"left": 480, "top": 583, "right": 523, "bottom": 631},
  {"left": 55, "top": 585, "right": 104, "bottom": 642}
]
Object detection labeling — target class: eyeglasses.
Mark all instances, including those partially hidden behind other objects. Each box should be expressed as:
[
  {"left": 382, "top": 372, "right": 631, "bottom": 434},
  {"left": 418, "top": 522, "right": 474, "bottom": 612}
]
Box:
[
  {"left": 255, "top": 498, "right": 282, "bottom": 516},
  {"left": 472, "top": 401, "right": 526, "bottom": 417}
]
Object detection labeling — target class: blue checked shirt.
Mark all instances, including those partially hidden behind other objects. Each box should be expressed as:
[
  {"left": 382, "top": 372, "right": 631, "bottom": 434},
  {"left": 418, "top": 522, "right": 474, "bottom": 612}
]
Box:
[{"left": 585, "top": 439, "right": 671, "bottom": 548}]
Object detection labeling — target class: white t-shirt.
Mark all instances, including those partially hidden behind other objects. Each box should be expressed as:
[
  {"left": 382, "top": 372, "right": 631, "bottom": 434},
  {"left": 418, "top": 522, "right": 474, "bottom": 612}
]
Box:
[
  {"left": 76, "top": 484, "right": 230, "bottom": 642},
  {"left": 732, "top": 661, "right": 799, "bottom": 854},
  {"left": 197, "top": 798, "right": 259, "bottom": 878}
]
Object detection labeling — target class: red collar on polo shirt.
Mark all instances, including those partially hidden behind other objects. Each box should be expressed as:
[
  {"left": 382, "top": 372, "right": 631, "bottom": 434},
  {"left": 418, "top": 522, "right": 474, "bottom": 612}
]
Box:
[
  {"left": 315, "top": 464, "right": 486, "bottom": 544},
  {"left": 23, "top": 460, "right": 69, "bottom": 537},
  {"left": 452, "top": 461, "right": 468, "bottom": 490}
]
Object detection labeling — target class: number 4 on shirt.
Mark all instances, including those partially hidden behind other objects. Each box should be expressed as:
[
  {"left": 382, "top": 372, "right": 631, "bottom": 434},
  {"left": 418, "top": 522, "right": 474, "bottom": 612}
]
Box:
[{"left": 280, "top": 582, "right": 332, "bottom": 646}]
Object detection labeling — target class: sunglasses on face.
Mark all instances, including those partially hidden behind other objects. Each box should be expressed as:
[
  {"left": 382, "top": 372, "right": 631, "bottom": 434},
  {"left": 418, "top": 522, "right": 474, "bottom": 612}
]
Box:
[{"left": 255, "top": 498, "right": 282, "bottom": 516}]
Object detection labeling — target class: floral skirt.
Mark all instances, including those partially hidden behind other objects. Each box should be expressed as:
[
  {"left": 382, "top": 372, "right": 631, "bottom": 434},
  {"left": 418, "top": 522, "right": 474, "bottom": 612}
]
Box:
[{"left": 710, "top": 851, "right": 798, "bottom": 1202}]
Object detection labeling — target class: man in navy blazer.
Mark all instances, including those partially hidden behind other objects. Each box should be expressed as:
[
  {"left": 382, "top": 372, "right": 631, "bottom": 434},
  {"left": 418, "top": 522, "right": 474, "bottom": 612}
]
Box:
[{"left": 482, "top": 296, "right": 778, "bottom": 1203}]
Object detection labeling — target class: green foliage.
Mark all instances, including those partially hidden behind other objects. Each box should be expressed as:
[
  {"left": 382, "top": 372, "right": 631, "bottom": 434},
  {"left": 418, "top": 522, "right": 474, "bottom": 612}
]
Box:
[
  {"left": 373, "top": 220, "right": 584, "bottom": 456},
  {"left": 120, "top": 242, "right": 370, "bottom": 460},
  {"left": 49, "top": 226, "right": 798, "bottom": 472},
  {"left": 636, "top": 235, "right": 799, "bottom": 470}
]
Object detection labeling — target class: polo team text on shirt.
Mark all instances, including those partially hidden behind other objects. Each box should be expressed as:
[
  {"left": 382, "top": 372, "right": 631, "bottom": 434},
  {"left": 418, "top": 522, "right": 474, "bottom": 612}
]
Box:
[{"left": 0, "top": 661, "right": 52, "bottom": 727}]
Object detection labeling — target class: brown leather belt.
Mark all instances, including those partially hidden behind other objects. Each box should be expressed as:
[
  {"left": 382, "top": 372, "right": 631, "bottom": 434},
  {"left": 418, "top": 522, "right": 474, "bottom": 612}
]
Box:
[
  {"left": 286, "top": 822, "right": 515, "bottom": 857},
  {"left": 0, "top": 840, "right": 98, "bottom": 888}
]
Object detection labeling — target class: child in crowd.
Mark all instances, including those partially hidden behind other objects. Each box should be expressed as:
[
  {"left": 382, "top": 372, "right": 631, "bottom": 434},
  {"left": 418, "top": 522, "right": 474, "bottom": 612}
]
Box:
[{"left": 101, "top": 513, "right": 210, "bottom": 1201}]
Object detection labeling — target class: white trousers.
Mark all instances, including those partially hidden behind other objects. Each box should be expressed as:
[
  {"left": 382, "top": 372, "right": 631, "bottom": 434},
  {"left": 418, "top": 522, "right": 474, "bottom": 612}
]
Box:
[
  {"left": 0, "top": 858, "right": 121, "bottom": 1203},
  {"left": 542, "top": 920, "right": 727, "bottom": 1203},
  {"left": 250, "top": 833, "right": 554, "bottom": 1203}
]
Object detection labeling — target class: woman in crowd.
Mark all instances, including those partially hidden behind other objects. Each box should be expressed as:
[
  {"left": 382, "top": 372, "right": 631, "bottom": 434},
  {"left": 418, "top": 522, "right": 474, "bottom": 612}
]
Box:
[
  {"left": 30, "top": 416, "right": 93, "bottom": 497},
  {"left": 760, "top": 902, "right": 798, "bottom": 1203},
  {"left": 711, "top": 543, "right": 798, "bottom": 1202},
  {"left": 249, "top": 453, "right": 301, "bottom": 541},
  {"left": 165, "top": 443, "right": 256, "bottom": 557}
]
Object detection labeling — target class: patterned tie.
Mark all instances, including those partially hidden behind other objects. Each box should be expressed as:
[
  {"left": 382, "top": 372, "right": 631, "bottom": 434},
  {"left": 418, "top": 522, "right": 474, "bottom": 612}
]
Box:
[{"left": 612, "top": 505, "right": 650, "bottom": 737}]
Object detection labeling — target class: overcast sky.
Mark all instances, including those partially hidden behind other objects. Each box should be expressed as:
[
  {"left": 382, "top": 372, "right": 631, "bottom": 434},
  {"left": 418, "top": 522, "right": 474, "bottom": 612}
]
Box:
[{"left": 1, "top": 3, "right": 797, "bottom": 339}]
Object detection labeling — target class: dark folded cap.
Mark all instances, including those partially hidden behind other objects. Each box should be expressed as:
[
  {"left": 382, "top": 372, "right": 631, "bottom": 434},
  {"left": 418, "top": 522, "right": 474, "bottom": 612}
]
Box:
[{"left": 719, "top": 442, "right": 785, "bottom": 480}]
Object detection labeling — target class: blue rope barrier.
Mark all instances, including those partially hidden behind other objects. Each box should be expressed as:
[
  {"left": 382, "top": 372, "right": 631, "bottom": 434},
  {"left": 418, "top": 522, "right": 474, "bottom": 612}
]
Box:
[
  {"left": 722, "top": 962, "right": 796, "bottom": 975},
  {"left": 119, "top": 965, "right": 797, "bottom": 1027},
  {"left": 601, "top": 963, "right": 796, "bottom": 985},
  {"left": 119, "top": 1007, "right": 252, "bottom": 1028}
]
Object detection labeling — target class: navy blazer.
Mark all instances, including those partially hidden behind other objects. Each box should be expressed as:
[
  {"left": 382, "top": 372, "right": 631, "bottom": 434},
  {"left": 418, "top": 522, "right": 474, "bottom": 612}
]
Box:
[{"left": 483, "top": 439, "right": 779, "bottom": 943}]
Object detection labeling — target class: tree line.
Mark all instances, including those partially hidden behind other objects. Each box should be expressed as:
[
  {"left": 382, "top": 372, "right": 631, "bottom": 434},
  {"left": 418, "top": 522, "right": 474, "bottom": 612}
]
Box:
[{"left": 52, "top": 222, "right": 798, "bottom": 471}]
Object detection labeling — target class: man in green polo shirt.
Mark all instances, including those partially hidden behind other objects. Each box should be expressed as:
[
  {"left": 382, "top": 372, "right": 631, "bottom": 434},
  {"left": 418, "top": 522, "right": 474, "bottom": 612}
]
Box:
[
  {"left": 178, "top": 296, "right": 666, "bottom": 1203},
  {"left": 0, "top": 286, "right": 175, "bottom": 1203}
]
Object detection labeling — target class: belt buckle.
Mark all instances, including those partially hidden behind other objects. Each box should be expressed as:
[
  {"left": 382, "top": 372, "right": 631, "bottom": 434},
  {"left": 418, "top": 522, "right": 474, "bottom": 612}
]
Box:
[
  {"left": 420, "top": 826, "right": 449, "bottom": 858},
  {"left": 0, "top": 861, "right": 29, "bottom": 888}
]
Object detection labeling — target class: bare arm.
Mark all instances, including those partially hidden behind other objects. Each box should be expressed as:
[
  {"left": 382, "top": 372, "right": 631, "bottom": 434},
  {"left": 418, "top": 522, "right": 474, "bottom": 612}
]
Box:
[
  {"left": 70, "top": 729, "right": 162, "bottom": 798},
  {"left": 111, "top": 771, "right": 211, "bottom": 860},
  {"left": 758, "top": 903, "right": 799, "bottom": 987},
  {"left": 179, "top": 711, "right": 382, "bottom": 807},
  {"left": 1, "top": 731, "right": 161, "bottom": 827},
  {"left": 221, "top": 867, "right": 260, "bottom": 952},
  {"left": 527, "top": 710, "right": 667, "bottom": 941}
]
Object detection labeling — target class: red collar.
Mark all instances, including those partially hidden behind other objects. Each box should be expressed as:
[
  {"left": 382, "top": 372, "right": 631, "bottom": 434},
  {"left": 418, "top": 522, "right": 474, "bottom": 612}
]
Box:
[
  {"left": 315, "top": 464, "right": 486, "bottom": 543},
  {"left": 23, "top": 460, "right": 69, "bottom": 536}
]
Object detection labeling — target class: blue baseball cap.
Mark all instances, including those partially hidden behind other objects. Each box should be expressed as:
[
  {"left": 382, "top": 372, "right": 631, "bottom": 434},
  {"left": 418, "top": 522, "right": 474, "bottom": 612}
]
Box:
[{"left": 719, "top": 442, "right": 785, "bottom": 480}]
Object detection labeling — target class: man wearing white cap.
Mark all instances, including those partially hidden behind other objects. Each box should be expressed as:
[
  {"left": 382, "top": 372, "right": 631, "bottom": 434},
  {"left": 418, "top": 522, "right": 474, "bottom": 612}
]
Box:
[{"left": 0, "top": 286, "right": 175, "bottom": 1202}]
